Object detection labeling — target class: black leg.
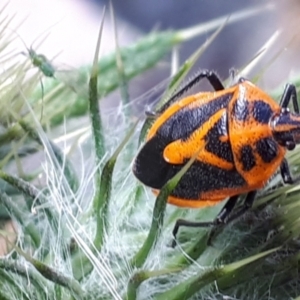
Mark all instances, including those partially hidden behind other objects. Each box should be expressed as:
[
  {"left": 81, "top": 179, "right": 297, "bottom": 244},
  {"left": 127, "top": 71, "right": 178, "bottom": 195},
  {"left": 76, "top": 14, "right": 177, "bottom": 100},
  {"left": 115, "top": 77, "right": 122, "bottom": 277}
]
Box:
[
  {"left": 279, "top": 84, "right": 299, "bottom": 113},
  {"left": 171, "top": 191, "right": 258, "bottom": 247},
  {"left": 214, "top": 195, "right": 239, "bottom": 223},
  {"left": 225, "top": 191, "right": 257, "bottom": 223},
  {"left": 171, "top": 195, "right": 239, "bottom": 247},
  {"left": 158, "top": 70, "right": 224, "bottom": 114},
  {"left": 280, "top": 158, "right": 300, "bottom": 184},
  {"left": 206, "top": 191, "right": 257, "bottom": 245}
]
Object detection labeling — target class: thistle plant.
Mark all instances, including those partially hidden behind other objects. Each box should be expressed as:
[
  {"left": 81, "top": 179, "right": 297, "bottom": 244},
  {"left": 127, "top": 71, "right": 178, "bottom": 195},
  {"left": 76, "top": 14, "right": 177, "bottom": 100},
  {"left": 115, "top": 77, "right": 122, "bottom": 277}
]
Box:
[{"left": 0, "top": 3, "right": 300, "bottom": 300}]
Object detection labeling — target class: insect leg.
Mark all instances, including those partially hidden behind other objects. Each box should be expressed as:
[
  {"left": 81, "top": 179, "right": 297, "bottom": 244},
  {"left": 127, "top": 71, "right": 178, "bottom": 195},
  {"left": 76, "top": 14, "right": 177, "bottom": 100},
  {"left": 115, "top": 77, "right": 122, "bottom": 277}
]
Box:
[
  {"left": 171, "top": 195, "right": 239, "bottom": 247},
  {"left": 203, "top": 70, "right": 225, "bottom": 91},
  {"left": 280, "top": 158, "right": 300, "bottom": 184},
  {"left": 279, "top": 84, "right": 299, "bottom": 113},
  {"left": 206, "top": 192, "right": 258, "bottom": 245},
  {"left": 155, "top": 70, "right": 224, "bottom": 116},
  {"left": 214, "top": 195, "right": 239, "bottom": 223},
  {"left": 226, "top": 191, "right": 257, "bottom": 223},
  {"left": 170, "top": 70, "right": 224, "bottom": 101}
]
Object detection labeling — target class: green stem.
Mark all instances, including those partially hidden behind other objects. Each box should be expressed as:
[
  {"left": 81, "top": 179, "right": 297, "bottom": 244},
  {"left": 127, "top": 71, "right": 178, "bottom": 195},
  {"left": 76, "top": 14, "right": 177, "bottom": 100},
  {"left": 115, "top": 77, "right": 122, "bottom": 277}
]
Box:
[
  {"left": 15, "top": 246, "right": 85, "bottom": 300},
  {"left": 131, "top": 146, "right": 200, "bottom": 268},
  {"left": 0, "top": 170, "right": 59, "bottom": 234},
  {"left": 110, "top": 2, "right": 130, "bottom": 109},
  {"left": 0, "top": 191, "right": 41, "bottom": 247},
  {"left": 0, "top": 259, "right": 51, "bottom": 298}
]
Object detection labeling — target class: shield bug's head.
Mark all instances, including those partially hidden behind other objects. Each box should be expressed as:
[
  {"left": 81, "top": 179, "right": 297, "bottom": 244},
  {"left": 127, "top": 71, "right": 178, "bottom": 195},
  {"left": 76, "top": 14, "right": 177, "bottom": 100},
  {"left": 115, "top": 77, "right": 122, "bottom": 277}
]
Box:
[{"left": 271, "top": 107, "right": 300, "bottom": 150}]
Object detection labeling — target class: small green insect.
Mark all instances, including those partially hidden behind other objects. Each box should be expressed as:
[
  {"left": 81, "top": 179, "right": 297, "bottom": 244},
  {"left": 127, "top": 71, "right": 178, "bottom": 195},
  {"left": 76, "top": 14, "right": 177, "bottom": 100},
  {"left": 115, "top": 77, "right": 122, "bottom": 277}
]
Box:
[
  {"left": 21, "top": 48, "right": 56, "bottom": 78},
  {"left": 11, "top": 28, "right": 56, "bottom": 78},
  {"left": 7, "top": 26, "right": 57, "bottom": 78},
  {"left": 8, "top": 28, "right": 58, "bottom": 120}
]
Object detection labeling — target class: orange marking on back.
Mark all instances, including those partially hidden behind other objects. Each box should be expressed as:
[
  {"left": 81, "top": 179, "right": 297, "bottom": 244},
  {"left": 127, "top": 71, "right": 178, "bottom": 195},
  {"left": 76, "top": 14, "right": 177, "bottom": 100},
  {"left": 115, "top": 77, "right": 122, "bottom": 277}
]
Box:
[
  {"left": 152, "top": 189, "right": 224, "bottom": 208},
  {"left": 168, "top": 196, "right": 223, "bottom": 208},
  {"left": 147, "top": 87, "right": 237, "bottom": 140},
  {"left": 237, "top": 81, "right": 281, "bottom": 111},
  {"left": 163, "top": 109, "right": 233, "bottom": 170},
  {"left": 152, "top": 185, "right": 260, "bottom": 208}
]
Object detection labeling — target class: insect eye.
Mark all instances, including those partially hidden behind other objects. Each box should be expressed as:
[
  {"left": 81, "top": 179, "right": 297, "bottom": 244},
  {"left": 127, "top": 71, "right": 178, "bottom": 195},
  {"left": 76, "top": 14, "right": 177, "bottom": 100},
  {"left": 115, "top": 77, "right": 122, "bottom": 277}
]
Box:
[{"left": 286, "top": 140, "right": 296, "bottom": 150}]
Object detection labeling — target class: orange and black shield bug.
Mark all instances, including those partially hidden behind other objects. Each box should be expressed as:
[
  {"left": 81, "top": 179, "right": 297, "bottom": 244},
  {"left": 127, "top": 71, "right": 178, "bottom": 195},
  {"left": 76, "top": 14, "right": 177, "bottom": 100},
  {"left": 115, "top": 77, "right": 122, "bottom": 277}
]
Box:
[{"left": 133, "top": 70, "right": 300, "bottom": 244}]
